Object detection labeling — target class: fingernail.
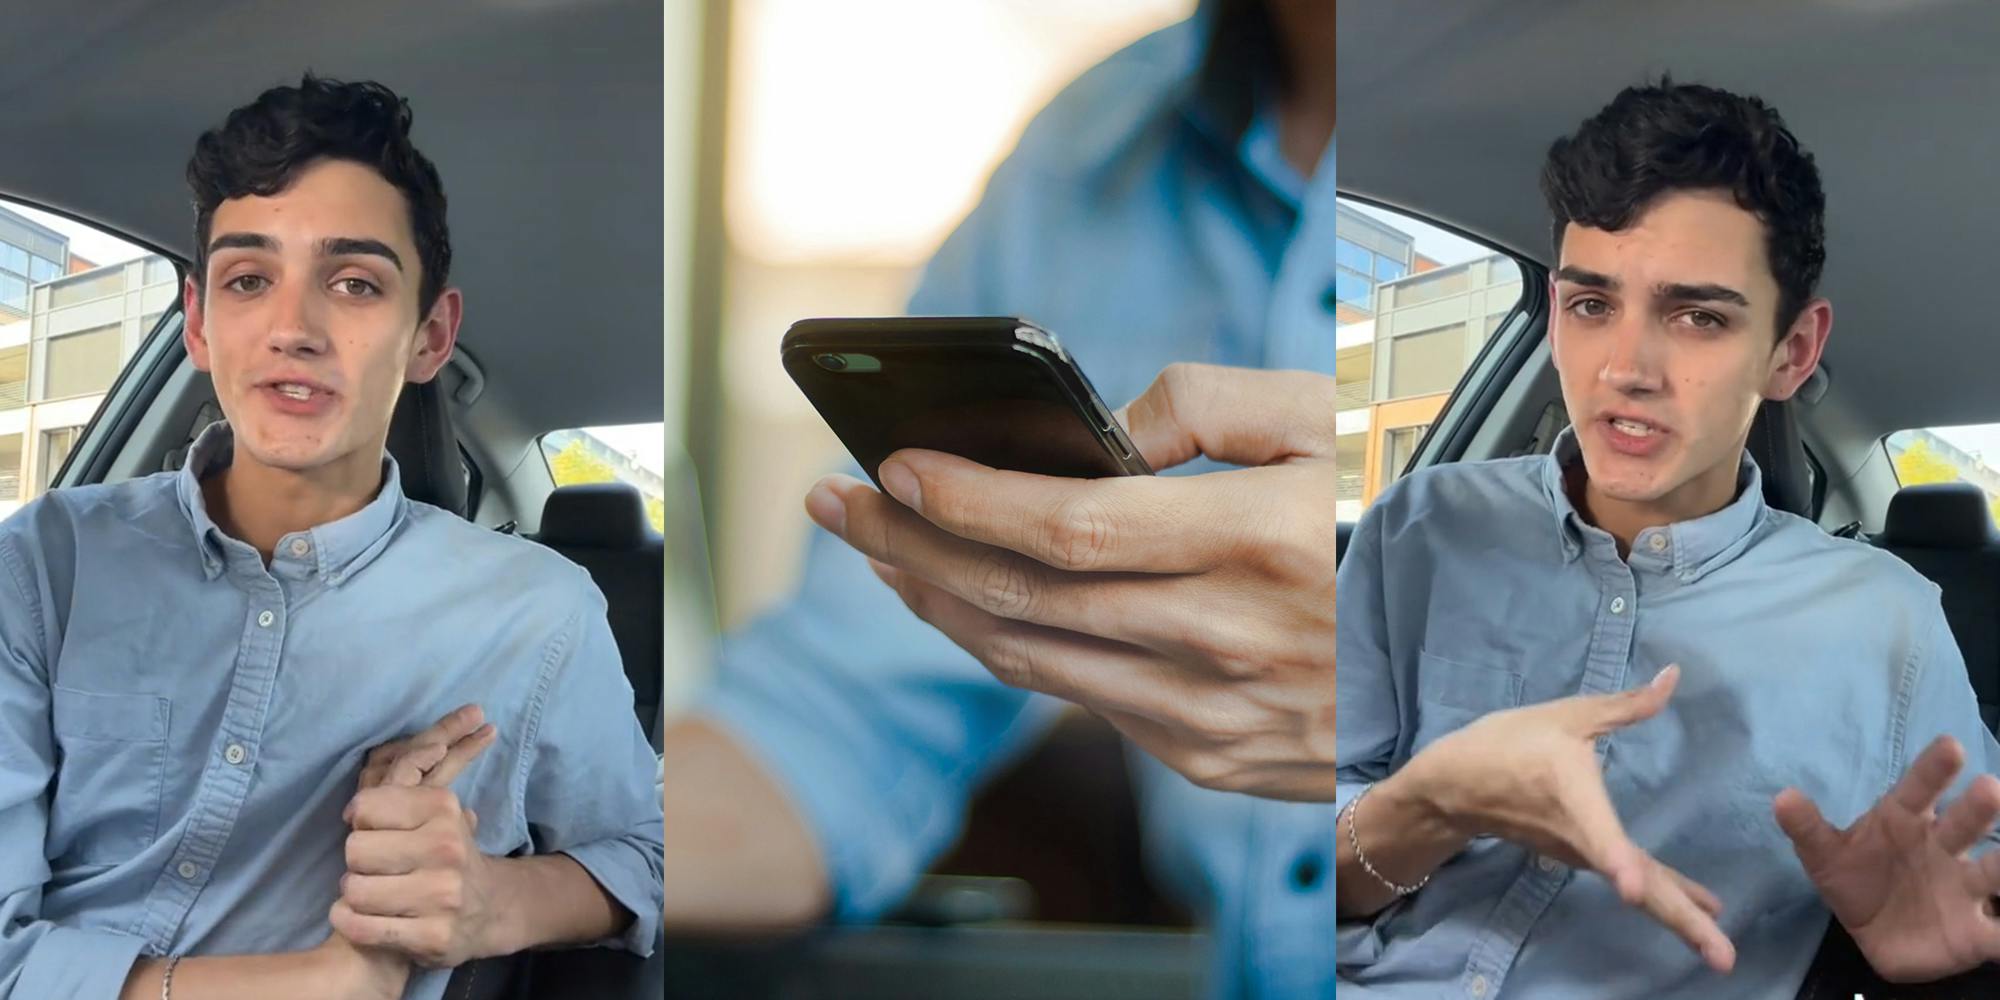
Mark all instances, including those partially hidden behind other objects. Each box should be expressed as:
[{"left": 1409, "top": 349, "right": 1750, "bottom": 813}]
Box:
[
  {"left": 866, "top": 557, "right": 898, "bottom": 584},
  {"left": 804, "top": 481, "right": 846, "bottom": 535},
  {"left": 1653, "top": 664, "right": 1679, "bottom": 687},
  {"left": 879, "top": 460, "right": 921, "bottom": 512}
]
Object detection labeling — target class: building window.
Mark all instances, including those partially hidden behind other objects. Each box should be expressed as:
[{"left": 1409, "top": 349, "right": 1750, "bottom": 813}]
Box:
[
  {"left": 1387, "top": 324, "right": 1469, "bottom": 400},
  {"left": 0, "top": 273, "right": 24, "bottom": 312},
  {"left": 0, "top": 432, "right": 21, "bottom": 501},
  {"left": 1336, "top": 237, "right": 1374, "bottom": 275},
  {"left": 42, "top": 324, "right": 123, "bottom": 400},
  {"left": 29, "top": 256, "right": 58, "bottom": 283},
  {"left": 144, "top": 256, "right": 176, "bottom": 287},
  {"left": 0, "top": 346, "right": 25, "bottom": 409},
  {"left": 1382, "top": 424, "right": 1430, "bottom": 486},
  {"left": 1336, "top": 268, "right": 1373, "bottom": 308},
  {"left": 48, "top": 270, "right": 122, "bottom": 308},
  {"left": 1335, "top": 432, "right": 1366, "bottom": 503},
  {"left": 0, "top": 243, "right": 25, "bottom": 275},
  {"left": 39, "top": 426, "right": 79, "bottom": 493}
]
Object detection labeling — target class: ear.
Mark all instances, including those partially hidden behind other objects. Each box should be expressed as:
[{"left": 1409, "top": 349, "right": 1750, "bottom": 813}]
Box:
[
  {"left": 182, "top": 276, "right": 212, "bottom": 372},
  {"left": 405, "top": 287, "right": 462, "bottom": 384},
  {"left": 1762, "top": 298, "right": 1832, "bottom": 402}
]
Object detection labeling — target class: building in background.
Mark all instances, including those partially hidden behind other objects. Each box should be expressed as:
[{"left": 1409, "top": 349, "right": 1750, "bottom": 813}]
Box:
[
  {"left": 0, "top": 213, "right": 176, "bottom": 518},
  {"left": 1334, "top": 208, "right": 1521, "bottom": 520}
]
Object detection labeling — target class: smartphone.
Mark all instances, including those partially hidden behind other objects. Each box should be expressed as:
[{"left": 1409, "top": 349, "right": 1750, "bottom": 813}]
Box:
[{"left": 780, "top": 316, "right": 1153, "bottom": 488}]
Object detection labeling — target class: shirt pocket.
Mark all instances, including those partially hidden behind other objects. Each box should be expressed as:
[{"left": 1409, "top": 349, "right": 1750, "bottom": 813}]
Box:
[
  {"left": 1410, "top": 650, "right": 1524, "bottom": 754},
  {"left": 48, "top": 686, "right": 171, "bottom": 867}
]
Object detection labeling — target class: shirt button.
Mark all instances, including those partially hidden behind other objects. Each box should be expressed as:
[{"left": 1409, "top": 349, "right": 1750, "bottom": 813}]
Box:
[
  {"left": 1610, "top": 597, "right": 1627, "bottom": 615},
  {"left": 224, "top": 743, "right": 248, "bottom": 766},
  {"left": 1469, "top": 974, "right": 1490, "bottom": 998},
  {"left": 1290, "top": 852, "right": 1326, "bottom": 891},
  {"left": 1537, "top": 855, "right": 1560, "bottom": 873},
  {"left": 1648, "top": 534, "right": 1668, "bottom": 553},
  {"left": 177, "top": 861, "right": 200, "bottom": 880},
  {"left": 289, "top": 538, "right": 311, "bottom": 557},
  {"left": 257, "top": 610, "right": 275, "bottom": 628}
]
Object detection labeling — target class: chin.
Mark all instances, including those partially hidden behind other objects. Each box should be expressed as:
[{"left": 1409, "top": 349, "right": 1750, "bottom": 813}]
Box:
[
  {"left": 234, "top": 427, "right": 338, "bottom": 474},
  {"left": 1578, "top": 450, "right": 1675, "bottom": 504}
]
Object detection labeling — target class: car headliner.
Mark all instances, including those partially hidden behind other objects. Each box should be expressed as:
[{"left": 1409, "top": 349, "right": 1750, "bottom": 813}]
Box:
[
  {"left": 0, "top": 0, "right": 663, "bottom": 434},
  {"left": 1337, "top": 0, "right": 2000, "bottom": 442}
]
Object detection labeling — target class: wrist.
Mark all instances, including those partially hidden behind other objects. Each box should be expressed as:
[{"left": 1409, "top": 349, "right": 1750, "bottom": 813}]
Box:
[
  {"left": 477, "top": 855, "right": 530, "bottom": 957},
  {"left": 1381, "top": 754, "right": 1470, "bottom": 844}
]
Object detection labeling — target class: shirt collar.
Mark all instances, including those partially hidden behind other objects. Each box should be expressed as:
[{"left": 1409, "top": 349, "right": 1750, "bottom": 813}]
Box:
[
  {"left": 1539, "top": 426, "right": 1768, "bottom": 581},
  {"left": 174, "top": 421, "right": 408, "bottom": 583}
]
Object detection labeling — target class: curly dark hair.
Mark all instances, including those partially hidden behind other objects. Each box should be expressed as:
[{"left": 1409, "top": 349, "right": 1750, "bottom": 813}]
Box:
[
  {"left": 187, "top": 73, "right": 451, "bottom": 319},
  {"left": 1541, "top": 78, "right": 1825, "bottom": 333}
]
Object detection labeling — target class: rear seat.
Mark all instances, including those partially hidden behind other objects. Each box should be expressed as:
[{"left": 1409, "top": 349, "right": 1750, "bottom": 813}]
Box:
[
  {"left": 536, "top": 483, "right": 665, "bottom": 747},
  {"left": 1872, "top": 482, "right": 2000, "bottom": 735}
]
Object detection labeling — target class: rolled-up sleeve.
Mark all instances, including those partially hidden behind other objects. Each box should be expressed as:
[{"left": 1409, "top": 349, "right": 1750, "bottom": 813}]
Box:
[
  {"left": 519, "top": 578, "right": 666, "bottom": 955},
  {"left": 1335, "top": 504, "right": 1407, "bottom": 968},
  {"left": 0, "top": 518, "right": 148, "bottom": 998}
]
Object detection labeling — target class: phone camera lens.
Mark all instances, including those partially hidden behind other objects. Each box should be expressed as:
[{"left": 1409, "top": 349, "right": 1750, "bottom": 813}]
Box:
[{"left": 814, "top": 353, "right": 848, "bottom": 372}]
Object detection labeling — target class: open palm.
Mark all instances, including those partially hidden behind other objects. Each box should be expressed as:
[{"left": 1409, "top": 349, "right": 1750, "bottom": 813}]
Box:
[{"left": 1777, "top": 735, "right": 2000, "bottom": 983}]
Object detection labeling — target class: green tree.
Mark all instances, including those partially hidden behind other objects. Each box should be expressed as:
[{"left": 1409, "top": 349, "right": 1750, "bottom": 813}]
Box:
[{"left": 547, "top": 439, "right": 666, "bottom": 533}]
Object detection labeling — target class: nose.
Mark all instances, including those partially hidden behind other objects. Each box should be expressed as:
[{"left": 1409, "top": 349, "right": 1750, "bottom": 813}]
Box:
[
  {"left": 264, "top": 278, "right": 329, "bottom": 358},
  {"left": 1598, "top": 315, "right": 1665, "bottom": 396}
]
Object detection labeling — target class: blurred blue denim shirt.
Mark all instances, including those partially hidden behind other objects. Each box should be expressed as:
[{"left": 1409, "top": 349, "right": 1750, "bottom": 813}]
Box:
[
  {"left": 699, "top": 9, "right": 1337, "bottom": 1000},
  {"left": 1334, "top": 429, "right": 2000, "bottom": 999},
  {"left": 0, "top": 423, "right": 665, "bottom": 1000}
]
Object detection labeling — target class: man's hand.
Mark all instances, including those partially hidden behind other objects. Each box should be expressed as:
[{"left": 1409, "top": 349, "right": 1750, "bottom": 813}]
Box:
[
  {"left": 331, "top": 705, "right": 504, "bottom": 968},
  {"left": 1778, "top": 735, "right": 2000, "bottom": 982},
  {"left": 308, "top": 928, "right": 415, "bottom": 1000},
  {"left": 803, "top": 363, "right": 1334, "bottom": 800},
  {"left": 1394, "top": 665, "right": 1737, "bottom": 972}
]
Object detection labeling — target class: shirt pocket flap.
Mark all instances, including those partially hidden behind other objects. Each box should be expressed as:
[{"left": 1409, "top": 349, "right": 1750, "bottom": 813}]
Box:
[{"left": 52, "top": 686, "right": 170, "bottom": 742}]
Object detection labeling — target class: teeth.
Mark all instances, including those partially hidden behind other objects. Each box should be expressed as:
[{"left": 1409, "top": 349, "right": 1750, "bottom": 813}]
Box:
[
  {"left": 275, "top": 383, "right": 312, "bottom": 400},
  {"left": 1612, "top": 418, "right": 1655, "bottom": 437}
]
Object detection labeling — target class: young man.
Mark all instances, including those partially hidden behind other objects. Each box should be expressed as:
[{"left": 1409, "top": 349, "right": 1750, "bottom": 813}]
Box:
[
  {"left": 1335, "top": 81, "right": 2000, "bottom": 997},
  {"left": 0, "top": 77, "right": 662, "bottom": 1000}
]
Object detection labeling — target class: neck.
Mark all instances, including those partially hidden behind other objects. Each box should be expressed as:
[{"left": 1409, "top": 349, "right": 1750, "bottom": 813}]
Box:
[
  {"left": 1269, "top": 0, "right": 1335, "bottom": 177},
  {"left": 1569, "top": 455, "right": 1742, "bottom": 559},
  {"left": 201, "top": 442, "right": 384, "bottom": 563}
]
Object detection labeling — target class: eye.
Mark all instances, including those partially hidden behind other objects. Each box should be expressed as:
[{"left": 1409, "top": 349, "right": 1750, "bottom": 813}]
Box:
[
  {"left": 1680, "top": 310, "right": 1726, "bottom": 330},
  {"left": 1567, "top": 297, "right": 1610, "bottom": 319},
  {"left": 334, "top": 277, "right": 381, "bottom": 297},
  {"left": 225, "top": 274, "right": 269, "bottom": 294}
]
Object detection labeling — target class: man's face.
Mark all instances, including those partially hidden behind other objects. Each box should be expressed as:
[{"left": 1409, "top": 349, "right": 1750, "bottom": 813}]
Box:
[
  {"left": 184, "top": 158, "right": 456, "bottom": 479},
  {"left": 1549, "top": 188, "right": 1825, "bottom": 514}
]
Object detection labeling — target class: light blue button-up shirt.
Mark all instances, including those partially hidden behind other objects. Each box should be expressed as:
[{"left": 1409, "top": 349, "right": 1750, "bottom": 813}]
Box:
[
  {"left": 1335, "top": 429, "right": 2000, "bottom": 999},
  {"left": 0, "top": 423, "right": 664, "bottom": 1000},
  {"left": 699, "top": 9, "right": 1336, "bottom": 1000}
]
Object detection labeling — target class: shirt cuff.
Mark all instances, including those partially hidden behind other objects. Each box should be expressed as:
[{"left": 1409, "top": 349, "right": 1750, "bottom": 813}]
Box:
[
  {"left": 15, "top": 924, "right": 149, "bottom": 1000},
  {"left": 560, "top": 834, "right": 664, "bottom": 956}
]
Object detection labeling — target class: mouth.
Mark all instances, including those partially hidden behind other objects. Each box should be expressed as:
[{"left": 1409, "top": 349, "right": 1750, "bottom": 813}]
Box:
[
  {"left": 258, "top": 377, "right": 335, "bottom": 401},
  {"left": 1606, "top": 415, "right": 1664, "bottom": 438}
]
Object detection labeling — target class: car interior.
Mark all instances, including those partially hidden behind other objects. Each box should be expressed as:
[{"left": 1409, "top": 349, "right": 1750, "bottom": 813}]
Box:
[
  {"left": 1339, "top": 1, "right": 2000, "bottom": 995},
  {"left": 1, "top": 3, "right": 666, "bottom": 998}
]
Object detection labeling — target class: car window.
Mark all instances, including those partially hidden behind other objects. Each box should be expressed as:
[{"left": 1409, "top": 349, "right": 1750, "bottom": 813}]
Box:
[
  {"left": 541, "top": 423, "right": 668, "bottom": 533},
  {"left": 1886, "top": 425, "right": 2000, "bottom": 527},
  {"left": 1335, "top": 198, "right": 1526, "bottom": 521},
  {"left": 0, "top": 197, "right": 177, "bottom": 520}
]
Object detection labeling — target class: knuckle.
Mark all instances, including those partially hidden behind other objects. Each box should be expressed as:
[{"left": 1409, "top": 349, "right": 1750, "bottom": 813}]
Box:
[
  {"left": 1041, "top": 493, "right": 1116, "bottom": 570},
  {"left": 983, "top": 629, "right": 1044, "bottom": 691},
  {"left": 970, "top": 550, "right": 1037, "bottom": 618},
  {"left": 344, "top": 833, "right": 364, "bottom": 869}
]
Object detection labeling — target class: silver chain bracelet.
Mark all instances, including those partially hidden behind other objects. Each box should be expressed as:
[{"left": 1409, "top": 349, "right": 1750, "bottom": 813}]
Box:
[
  {"left": 1342, "top": 784, "right": 1431, "bottom": 897},
  {"left": 161, "top": 955, "right": 183, "bottom": 1000}
]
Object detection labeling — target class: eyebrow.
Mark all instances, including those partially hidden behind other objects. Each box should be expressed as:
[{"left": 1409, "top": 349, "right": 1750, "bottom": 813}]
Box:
[
  {"left": 1555, "top": 267, "right": 1751, "bottom": 308},
  {"left": 206, "top": 232, "right": 403, "bottom": 272}
]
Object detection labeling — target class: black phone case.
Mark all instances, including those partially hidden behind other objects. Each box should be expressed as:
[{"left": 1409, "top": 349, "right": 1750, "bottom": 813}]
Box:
[{"left": 780, "top": 316, "right": 1154, "bottom": 487}]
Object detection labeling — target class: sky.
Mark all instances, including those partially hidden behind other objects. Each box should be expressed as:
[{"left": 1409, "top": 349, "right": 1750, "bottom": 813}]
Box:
[{"left": 3, "top": 198, "right": 153, "bottom": 267}]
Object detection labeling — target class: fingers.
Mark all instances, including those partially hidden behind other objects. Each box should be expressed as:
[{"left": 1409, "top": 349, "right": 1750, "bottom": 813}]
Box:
[
  {"left": 1633, "top": 858, "right": 1737, "bottom": 973},
  {"left": 1117, "top": 363, "right": 1335, "bottom": 471},
  {"left": 1935, "top": 774, "right": 2000, "bottom": 856},
  {"left": 340, "top": 872, "right": 449, "bottom": 918},
  {"left": 1888, "top": 736, "right": 1966, "bottom": 816},
  {"left": 422, "top": 724, "right": 497, "bottom": 788},
  {"left": 1574, "top": 665, "right": 1679, "bottom": 736},
  {"left": 344, "top": 830, "right": 435, "bottom": 876},
  {"left": 329, "top": 899, "right": 450, "bottom": 967},
  {"left": 1774, "top": 787, "right": 1842, "bottom": 867},
  {"left": 1661, "top": 864, "right": 1726, "bottom": 919},
  {"left": 349, "top": 785, "right": 464, "bottom": 834},
  {"left": 833, "top": 452, "right": 1234, "bottom": 574},
  {"left": 385, "top": 741, "right": 449, "bottom": 789},
  {"left": 1553, "top": 760, "right": 1650, "bottom": 903}
]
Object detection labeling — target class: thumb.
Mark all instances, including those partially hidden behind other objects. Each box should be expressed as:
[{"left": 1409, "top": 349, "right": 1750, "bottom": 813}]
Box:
[
  {"left": 1775, "top": 787, "right": 1841, "bottom": 865},
  {"left": 1117, "top": 364, "right": 1333, "bottom": 471},
  {"left": 1580, "top": 664, "right": 1680, "bottom": 736}
]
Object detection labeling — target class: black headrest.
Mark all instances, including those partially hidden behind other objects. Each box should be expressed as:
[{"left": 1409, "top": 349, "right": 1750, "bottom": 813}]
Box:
[
  {"left": 541, "top": 482, "right": 655, "bottom": 548},
  {"left": 1881, "top": 482, "right": 1997, "bottom": 549},
  {"left": 386, "top": 380, "right": 467, "bottom": 516},
  {"left": 1747, "top": 399, "right": 1811, "bottom": 517}
]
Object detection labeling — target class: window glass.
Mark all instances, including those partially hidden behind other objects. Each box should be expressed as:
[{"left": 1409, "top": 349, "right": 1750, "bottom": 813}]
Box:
[
  {"left": 0, "top": 273, "right": 24, "bottom": 312},
  {"left": 42, "top": 325, "right": 123, "bottom": 400},
  {"left": 38, "top": 426, "right": 79, "bottom": 493},
  {"left": 0, "top": 433, "right": 19, "bottom": 502},
  {"left": 540, "top": 424, "right": 668, "bottom": 533},
  {"left": 1335, "top": 198, "right": 1527, "bottom": 520},
  {"left": 29, "top": 256, "right": 58, "bottom": 283},
  {"left": 1886, "top": 426, "right": 2000, "bottom": 528},
  {"left": 1336, "top": 237, "right": 1374, "bottom": 275},
  {"left": 0, "top": 243, "right": 25, "bottom": 275}
]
